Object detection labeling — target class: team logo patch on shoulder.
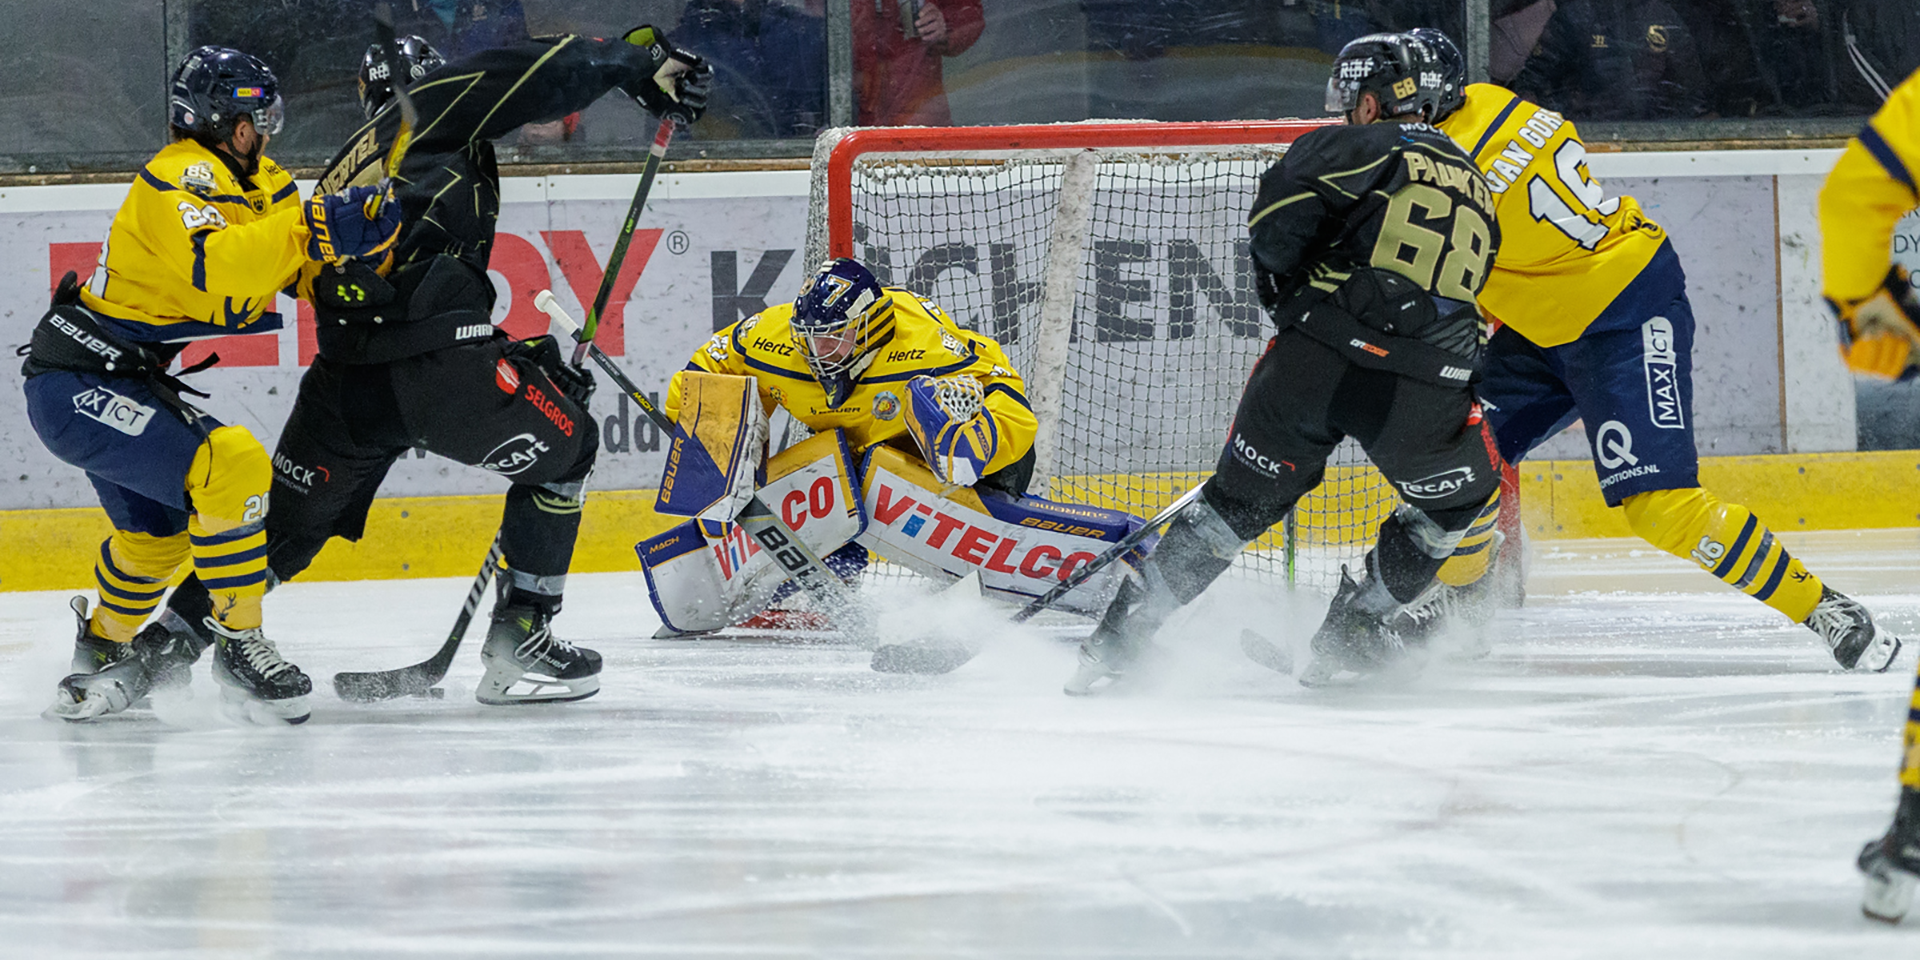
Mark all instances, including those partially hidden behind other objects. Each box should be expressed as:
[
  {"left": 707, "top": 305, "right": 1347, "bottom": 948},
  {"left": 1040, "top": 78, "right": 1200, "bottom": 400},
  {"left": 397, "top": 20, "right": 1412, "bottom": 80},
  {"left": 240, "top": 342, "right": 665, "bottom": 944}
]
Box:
[
  {"left": 179, "top": 162, "right": 217, "bottom": 196},
  {"left": 873, "top": 390, "right": 901, "bottom": 421},
  {"left": 940, "top": 330, "right": 965, "bottom": 358}
]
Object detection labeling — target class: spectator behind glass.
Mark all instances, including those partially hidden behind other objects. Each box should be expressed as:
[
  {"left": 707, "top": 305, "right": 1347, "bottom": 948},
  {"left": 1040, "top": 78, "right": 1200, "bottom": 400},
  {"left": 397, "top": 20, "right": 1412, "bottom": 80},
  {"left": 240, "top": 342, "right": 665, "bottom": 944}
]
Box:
[
  {"left": 1839, "top": 0, "right": 1920, "bottom": 104},
  {"left": 1507, "top": 0, "right": 1711, "bottom": 120},
  {"left": 674, "top": 0, "right": 827, "bottom": 138},
  {"left": 1311, "top": 0, "right": 1467, "bottom": 54},
  {"left": 853, "top": 0, "right": 984, "bottom": 125}
]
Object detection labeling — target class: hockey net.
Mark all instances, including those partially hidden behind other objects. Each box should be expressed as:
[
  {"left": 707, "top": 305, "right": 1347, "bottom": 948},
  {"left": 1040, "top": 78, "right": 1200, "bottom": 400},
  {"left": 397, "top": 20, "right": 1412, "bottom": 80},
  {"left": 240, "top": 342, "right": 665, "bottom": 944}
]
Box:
[{"left": 805, "top": 121, "right": 1405, "bottom": 596}]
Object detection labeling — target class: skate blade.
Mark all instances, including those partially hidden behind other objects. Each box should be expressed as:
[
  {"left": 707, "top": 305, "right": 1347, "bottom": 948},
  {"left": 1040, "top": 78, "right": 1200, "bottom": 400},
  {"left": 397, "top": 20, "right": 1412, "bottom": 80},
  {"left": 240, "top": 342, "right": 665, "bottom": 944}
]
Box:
[
  {"left": 871, "top": 640, "right": 975, "bottom": 675},
  {"left": 475, "top": 674, "right": 600, "bottom": 705},
  {"left": 1863, "top": 868, "right": 1916, "bottom": 923},
  {"left": 218, "top": 685, "right": 312, "bottom": 725},
  {"left": 1856, "top": 630, "right": 1903, "bottom": 673},
  {"left": 1063, "top": 660, "right": 1120, "bottom": 697},
  {"left": 45, "top": 691, "right": 113, "bottom": 722}
]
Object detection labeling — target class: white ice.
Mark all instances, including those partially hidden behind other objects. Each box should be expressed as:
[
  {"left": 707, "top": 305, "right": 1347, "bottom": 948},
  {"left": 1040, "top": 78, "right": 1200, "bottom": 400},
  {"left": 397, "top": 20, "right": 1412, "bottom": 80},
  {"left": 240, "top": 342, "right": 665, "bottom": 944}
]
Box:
[{"left": 3, "top": 530, "right": 1920, "bottom": 958}]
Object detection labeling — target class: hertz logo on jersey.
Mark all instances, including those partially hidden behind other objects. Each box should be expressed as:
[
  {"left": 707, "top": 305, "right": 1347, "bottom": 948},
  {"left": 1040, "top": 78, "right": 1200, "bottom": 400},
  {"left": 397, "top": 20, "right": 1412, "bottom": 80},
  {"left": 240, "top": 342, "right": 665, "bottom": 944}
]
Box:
[{"left": 1438, "top": 83, "right": 1667, "bottom": 347}]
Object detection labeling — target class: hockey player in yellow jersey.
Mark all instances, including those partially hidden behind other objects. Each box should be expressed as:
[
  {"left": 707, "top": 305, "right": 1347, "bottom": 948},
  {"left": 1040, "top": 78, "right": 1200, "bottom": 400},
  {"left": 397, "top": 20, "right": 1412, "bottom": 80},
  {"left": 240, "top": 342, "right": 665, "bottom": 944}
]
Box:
[
  {"left": 1819, "top": 67, "right": 1920, "bottom": 925},
  {"left": 667, "top": 257, "right": 1039, "bottom": 492},
  {"left": 1394, "top": 29, "right": 1902, "bottom": 675},
  {"left": 640, "top": 257, "right": 1147, "bottom": 644},
  {"left": 19, "top": 46, "right": 400, "bottom": 723}
]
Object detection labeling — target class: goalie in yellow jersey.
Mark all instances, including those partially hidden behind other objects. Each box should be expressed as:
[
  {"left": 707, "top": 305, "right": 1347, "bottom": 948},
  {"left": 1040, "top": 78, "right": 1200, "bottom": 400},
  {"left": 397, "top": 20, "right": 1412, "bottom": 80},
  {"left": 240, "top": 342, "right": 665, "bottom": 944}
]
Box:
[
  {"left": 1820, "top": 67, "right": 1920, "bottom": 925},
  {"left": 1390, "top": 29, "right": 1901, "bottom": 675},
  {"left": 638, "top": 257, "right": 1143, "bottom": 638},
  {"left": 18, "top": 47, "right": 400, "bottom": 724}
]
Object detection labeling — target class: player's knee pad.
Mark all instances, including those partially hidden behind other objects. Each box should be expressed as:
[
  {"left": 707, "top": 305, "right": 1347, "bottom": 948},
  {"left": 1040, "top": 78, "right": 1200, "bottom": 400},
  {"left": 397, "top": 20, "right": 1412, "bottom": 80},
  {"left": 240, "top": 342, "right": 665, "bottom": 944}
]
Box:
[
  {"left": 1147, "top": 495, "right": 1249, "bottom": 605},
  {"left": 1435, "top": 488, "right": 1502, "bottom": 588},
  {"left": 185, "top": 425, "right": 272, "bottom": 629},
  {"left": 1622, "top": 487, "right": 1822, "bottom": 620},
  {"left": 1374, "top": 504, "right": 1463, "bottom": 604},
  {"left": 91, "top": 531, "right": 191, "bottom": 641}
]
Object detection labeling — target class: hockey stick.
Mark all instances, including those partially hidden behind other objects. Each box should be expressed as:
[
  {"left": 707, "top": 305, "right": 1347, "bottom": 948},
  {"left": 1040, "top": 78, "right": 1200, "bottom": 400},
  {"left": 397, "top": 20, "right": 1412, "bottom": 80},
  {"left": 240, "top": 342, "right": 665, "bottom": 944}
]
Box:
[
  {"left": 534, "top": 292, "right": 875, "bottom": 643},
  {"left": 572, "top": 115, "right": 676, "bottom": 367},
  {"left": 332, "top": 533, "right": 502, "bottom": 702},
  {"left": 371, "top": 3, "right": 420, "bottom": 186},
  {"left": 869, "top": 482, "right": 1208, "bottom": 674}
]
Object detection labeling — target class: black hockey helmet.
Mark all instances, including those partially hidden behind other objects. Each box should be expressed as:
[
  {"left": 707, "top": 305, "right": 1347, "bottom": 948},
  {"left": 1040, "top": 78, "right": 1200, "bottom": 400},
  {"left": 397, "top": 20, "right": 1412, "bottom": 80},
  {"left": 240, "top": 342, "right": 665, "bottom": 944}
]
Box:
[
  {"left": 1325, "top": 32, "right": 1448, "bottom": 122},
  {"left": 169, "top": 46, "right": 284, "bottom": 138},
  {"left": 1407, "top": 28, "right": 1467, "bottom": 121},
  {"left": 358, "top": 35, "right": 445, "bottom": 120}
]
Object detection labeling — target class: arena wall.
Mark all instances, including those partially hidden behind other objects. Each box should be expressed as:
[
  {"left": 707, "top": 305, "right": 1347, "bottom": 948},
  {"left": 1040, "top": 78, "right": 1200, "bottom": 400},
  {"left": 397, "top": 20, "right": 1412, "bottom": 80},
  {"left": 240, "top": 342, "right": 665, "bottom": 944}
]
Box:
[{"left": 1, "top": 149, "right": 1913, "bottom": 590}]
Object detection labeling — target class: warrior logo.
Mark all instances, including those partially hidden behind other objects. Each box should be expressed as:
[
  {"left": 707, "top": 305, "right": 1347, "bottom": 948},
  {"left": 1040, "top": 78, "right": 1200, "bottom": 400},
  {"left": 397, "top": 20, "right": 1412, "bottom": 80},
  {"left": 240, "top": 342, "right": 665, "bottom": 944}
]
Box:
[
  {"left": 1401, "top": 466, "right": 1475, "bottom": 500},
  {"left": 1641, "top": 317, "right": 1684, "bottom": 429},
  {"left": 480, "top": 433, "right": 550, "bottom": 476},
  {"left": 72, "top": 386, "right": 154, "bottom": 437}
]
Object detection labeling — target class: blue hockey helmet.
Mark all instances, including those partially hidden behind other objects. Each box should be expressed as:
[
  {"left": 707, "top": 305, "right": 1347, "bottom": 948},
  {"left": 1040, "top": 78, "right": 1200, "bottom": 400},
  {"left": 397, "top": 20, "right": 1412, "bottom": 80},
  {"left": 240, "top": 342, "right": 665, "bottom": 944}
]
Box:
[
  {"left": 1407, "top": 28, "right": 1467, "bottom": 121},
  {"left": 358, "top": 35, "right": 445, "bottom": 120},
  {"left": 169, "top": 46, "right": 284, "bottom": 138},
  {"left": 792, "top": 258, "right": 887, "bottom": 386},
  {"left": 1325, "top": 32, "right": 1448, "bottom": 122}
]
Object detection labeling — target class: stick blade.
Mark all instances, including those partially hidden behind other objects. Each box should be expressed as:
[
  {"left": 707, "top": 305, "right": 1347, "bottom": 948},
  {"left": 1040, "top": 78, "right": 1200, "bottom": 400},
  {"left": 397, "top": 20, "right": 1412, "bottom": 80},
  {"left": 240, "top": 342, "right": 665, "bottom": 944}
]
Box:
[
  {"left": 332, "top": 666, "right": 441, "bottom": 703},
  {"left": 871, "top": 640, "right": 977, "bottom": 675}
]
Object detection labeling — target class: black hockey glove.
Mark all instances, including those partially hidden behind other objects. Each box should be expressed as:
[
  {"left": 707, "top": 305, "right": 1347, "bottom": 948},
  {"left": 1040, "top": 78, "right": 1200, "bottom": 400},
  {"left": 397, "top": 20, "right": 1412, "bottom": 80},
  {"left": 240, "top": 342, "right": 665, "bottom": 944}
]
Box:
[
  {"left": 505, "top": 335, "right": 597, "bottom": 409},
  {"left": 51, "top": 270, "right": 82, "bottom": 307},
  {"left": 313, "top": 260, "right": 396, "bottom": 313},
  {"left": 621, "top": 26, "right": 711, "bottom": 125}
]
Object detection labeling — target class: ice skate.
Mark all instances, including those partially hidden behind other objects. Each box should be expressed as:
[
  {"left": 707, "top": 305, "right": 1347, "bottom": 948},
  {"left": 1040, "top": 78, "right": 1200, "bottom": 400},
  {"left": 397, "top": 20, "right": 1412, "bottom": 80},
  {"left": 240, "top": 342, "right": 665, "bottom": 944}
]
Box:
[
  {"left": 1859, "top": 789, "right": 1920, "bottom": 923},
  {"left": 1063, "top": 576, "right": 1163, "bottom": 696},
  {"left": 48, "top": 597, "right": 154, "bottom": 722},
  {"left": 1804, "top": 586, "right": 1902, "bottom": 671},
  {"left": 1298, "top": 566, "right": 1416, "bottom": 687},
  {"left": 477, "top": 605, "right": 601, "bottom": 705},
  {"left": 134, "top": 608, "right": 213, "bottom": 693},
  {"left": 208, "top": 619, "right": 312, "bottom": 725}
]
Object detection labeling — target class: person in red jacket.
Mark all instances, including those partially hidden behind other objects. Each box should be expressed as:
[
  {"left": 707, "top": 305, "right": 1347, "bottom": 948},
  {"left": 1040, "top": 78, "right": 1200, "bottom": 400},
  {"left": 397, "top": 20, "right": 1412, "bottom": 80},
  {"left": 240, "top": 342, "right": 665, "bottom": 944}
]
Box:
[{"left": 852, "top": 0, "right": 983, "bottom": 125}]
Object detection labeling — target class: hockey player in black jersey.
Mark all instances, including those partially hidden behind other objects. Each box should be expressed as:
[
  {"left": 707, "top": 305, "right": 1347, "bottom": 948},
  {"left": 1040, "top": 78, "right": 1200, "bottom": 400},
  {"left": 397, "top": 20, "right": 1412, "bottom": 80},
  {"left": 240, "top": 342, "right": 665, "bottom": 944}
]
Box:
[
  {"left": 155, "top": 28, "right": 711, "bottom": 705},
  {"left": 1066, "top": 32, "right": 1503, "bottom": 694}
]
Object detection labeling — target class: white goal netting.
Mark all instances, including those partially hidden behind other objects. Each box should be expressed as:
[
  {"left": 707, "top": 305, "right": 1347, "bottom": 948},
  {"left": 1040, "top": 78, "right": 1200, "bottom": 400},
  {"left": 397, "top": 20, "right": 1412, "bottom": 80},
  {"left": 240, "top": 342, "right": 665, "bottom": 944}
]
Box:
[{"left": 805, "top": 121, "right": 1401, "bottom": 595}]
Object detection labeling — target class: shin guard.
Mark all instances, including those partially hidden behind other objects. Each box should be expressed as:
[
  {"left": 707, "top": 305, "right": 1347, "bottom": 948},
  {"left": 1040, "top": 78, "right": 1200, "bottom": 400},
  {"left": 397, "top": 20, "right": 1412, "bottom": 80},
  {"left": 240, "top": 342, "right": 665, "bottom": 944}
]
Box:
[
  {"left": 186, "top": 425, "right": 273, "bottom": 630},
  {"left": 90, "top": 531, "right": 190, "bottom": 642},
  {"left": 1622, "top": 487, "right": 1823, "bottom": 621}
]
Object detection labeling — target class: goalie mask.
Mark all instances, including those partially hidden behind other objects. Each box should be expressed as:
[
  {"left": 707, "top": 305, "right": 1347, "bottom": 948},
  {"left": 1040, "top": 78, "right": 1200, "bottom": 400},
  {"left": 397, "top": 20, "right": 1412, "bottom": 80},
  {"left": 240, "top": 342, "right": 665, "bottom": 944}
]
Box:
[
  {"left": 792, "top": 258, "right": 887, "bottom": 406},
  {"left": 1325, "top": 32, "right": 1447, "bottom": 122}
]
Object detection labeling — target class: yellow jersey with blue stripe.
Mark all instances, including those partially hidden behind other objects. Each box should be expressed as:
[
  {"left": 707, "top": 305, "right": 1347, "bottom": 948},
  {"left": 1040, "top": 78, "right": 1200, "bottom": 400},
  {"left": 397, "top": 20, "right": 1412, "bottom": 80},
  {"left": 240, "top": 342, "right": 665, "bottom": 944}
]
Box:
[
  {"left": 1437, "top": 83, "right": 1668, "bottom": 346},
  {"left": 667, "top": 289, "right": 1038, "bottom": 478},
  {"left": 78, "top": 139, "right": 307, "bottom": 344},
  {"left": 1821, "top": 68, "right": 1920, "bottom": 305}
]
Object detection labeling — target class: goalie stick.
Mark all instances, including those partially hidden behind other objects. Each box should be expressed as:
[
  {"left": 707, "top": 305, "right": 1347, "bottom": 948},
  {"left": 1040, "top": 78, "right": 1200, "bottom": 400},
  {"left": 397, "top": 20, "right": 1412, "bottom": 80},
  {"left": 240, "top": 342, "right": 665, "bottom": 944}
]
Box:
[
  {"left": 869, "top": 482, "right": 1207, "bottom": 674},
  {"left": 332, "top": 535, "right": 502, "bottom": 702},
  {"left": 534, "top": 291, "right": 876, "bottom": 644}
]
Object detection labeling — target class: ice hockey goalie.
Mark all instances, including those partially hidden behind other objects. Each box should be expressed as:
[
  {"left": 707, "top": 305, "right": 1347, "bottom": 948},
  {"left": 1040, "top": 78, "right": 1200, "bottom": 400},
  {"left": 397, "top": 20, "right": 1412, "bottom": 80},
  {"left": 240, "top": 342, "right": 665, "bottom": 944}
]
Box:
[{"left": 635, "top": 257, "right": 1142, "bottom": 635}]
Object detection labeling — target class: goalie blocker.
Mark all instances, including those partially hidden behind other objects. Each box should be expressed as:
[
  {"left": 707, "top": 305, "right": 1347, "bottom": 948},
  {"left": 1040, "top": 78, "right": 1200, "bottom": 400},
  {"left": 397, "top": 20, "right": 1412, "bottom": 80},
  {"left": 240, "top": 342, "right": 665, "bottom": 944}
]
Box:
[{"left": 638, "top": 435, "right": 1140, "bottom": 634}]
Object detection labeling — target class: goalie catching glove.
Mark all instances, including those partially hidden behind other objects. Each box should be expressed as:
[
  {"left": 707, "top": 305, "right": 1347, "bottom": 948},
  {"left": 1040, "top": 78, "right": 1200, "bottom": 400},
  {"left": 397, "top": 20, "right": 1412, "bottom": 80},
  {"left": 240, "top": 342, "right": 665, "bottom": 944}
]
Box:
[
  {"left": 304, "top": 183, "right": 401, "bottom": 265},
  {"left": 621, "top": 26, "right": 712, "bottom": 125},
  {"left": 904, "top": 374, "right": 995, "bottom": 487},
  {"left": 1833, "top": 265, "right": 1920, "bottom": 380}
]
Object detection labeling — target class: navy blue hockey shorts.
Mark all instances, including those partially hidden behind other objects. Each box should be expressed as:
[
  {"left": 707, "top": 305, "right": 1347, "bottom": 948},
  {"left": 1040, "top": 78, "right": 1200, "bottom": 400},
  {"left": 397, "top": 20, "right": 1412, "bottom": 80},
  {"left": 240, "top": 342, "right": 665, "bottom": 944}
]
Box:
[
  {"left": 23, "top": 370, "right": 220, "bottom": 537},
  {"left": 1476, "top": 242, "right": 1700, "bottom": 507}
]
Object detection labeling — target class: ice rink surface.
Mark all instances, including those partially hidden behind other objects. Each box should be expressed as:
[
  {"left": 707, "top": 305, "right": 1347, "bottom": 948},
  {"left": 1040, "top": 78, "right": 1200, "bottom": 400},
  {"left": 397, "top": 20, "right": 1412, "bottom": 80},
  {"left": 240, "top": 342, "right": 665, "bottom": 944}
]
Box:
[{"left": 4, "top": 530, "right": 1920, "bottom": 958}]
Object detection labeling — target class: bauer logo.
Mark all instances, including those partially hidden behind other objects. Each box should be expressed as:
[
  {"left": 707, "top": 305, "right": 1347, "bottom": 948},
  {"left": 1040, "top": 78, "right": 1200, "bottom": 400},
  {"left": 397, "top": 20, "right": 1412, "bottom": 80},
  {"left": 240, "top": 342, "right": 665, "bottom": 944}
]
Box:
[
  {"left": 480, "top": 433, "right": 550, "bottom": 476},
  {"left": 71, "top": 387, "right": 154, "bottom": 437},
  {"left": 1641, "top": 317, "right": 1683, "bottom": 429},
  {"left": 1401, "top": 466, "right": 1475, "bottom": 500}
]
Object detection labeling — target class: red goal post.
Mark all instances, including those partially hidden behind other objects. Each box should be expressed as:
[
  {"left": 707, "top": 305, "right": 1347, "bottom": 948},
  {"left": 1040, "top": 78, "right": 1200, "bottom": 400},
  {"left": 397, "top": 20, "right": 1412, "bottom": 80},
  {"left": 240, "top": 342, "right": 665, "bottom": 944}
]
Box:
[{"left": 804, "top": 120, "right": 1519, "bottom": 595}]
